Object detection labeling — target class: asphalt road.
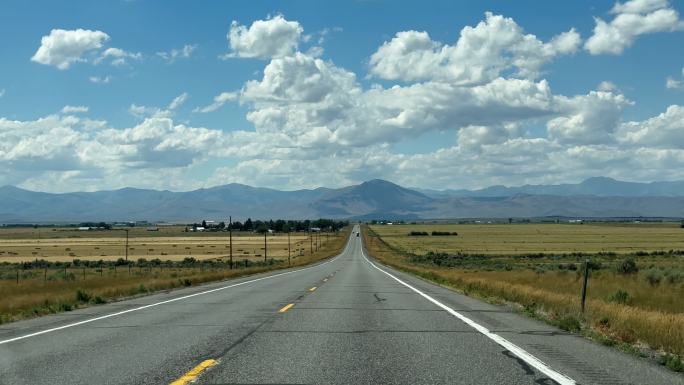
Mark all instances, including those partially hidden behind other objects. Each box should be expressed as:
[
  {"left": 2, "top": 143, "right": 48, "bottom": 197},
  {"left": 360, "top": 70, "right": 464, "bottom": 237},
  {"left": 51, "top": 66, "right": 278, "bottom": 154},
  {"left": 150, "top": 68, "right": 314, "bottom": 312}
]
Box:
[{"left": 0, "top": 225, "right": 681, "bottom": 384}]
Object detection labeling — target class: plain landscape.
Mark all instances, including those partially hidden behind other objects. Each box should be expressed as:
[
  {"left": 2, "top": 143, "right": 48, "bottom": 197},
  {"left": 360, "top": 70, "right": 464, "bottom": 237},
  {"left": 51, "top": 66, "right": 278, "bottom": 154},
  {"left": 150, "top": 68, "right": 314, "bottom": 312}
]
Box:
[
  {"left": 4, "top": 2, "right": 684, "bottom": 383},
  {"left": 365, "top": 222, "right": 684, "bottom": 371},
  {"left": 0, "top": 225, "right": 348, "bottom": 324}
]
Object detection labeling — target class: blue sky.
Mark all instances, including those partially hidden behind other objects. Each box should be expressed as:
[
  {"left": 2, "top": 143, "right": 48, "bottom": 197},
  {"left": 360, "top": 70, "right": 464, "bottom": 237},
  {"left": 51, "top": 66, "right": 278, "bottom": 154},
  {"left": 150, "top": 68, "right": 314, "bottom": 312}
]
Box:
[{"left": 0, "top": 0, "right": 683, "bottom": 192}]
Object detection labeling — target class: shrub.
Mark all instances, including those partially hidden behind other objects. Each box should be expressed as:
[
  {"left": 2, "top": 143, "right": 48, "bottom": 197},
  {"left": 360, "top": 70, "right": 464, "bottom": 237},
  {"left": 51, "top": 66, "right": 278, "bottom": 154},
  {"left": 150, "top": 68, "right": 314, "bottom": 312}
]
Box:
[
  {"left": 182, "top": 257, "right": 197, "bottom": 264},
  {"left": 556, "top": 314, "right": 582, "bottom": 333},
  {"left": 75, "top": 289, "right": 92, "bottom": 303},
  {"left": 59, "top": 303, "right": 72, "bottom": 312},
  {"left": 616, "top": 258, "right": 638, "bottom": 275},
  {"left": 92, "top": 296, "right": 107, "bottom": 304},
  {"left": 644, "top": 268, "right": 663, "bottom": 286},
  {"left": 608, "top": 289, "right": 630, "bottom": 305},
  {"left": 663, "top": 268, "right": 684, "bottom": 284},
  {"left": 408, "top": 231, "right": 429, "bottom": 236},
  {"left": 659, "top": 354, "right": 684, "bottom": 372},
  {"left": 431, "top": 231, "right": 457, "bottom": 236}
]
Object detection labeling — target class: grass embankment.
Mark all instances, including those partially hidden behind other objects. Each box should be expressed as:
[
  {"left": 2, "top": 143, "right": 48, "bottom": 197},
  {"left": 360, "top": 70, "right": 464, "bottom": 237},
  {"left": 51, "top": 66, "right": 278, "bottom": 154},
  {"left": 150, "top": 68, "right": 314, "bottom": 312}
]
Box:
[
  {"left": 0, "top": 228, "right": 350, "bottom": 325},
  {"left": 363, "top": 225, "right": 684, "bottom": 372}
]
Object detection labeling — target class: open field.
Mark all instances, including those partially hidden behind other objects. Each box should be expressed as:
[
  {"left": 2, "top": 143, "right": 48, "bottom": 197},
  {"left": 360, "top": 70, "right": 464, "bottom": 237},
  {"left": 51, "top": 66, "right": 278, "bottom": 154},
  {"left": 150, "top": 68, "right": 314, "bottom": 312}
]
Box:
[
  {"left": 364, "top": 224, "right": 684, "bottom": 366},
  {"left": 0, "top": 226, "right": 327, "bottom": 262},
  {"left": 371, "top": 222, "right": 684, "bottom": 255},
  {"left": 0, "top": 227, "right": 349, "bottom": 324}
]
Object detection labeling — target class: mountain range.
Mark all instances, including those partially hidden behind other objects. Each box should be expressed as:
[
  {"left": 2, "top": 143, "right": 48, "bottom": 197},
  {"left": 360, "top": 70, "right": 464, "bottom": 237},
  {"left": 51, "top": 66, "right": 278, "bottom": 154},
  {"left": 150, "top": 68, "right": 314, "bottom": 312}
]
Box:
[{"left": 2, "top": 177, "right": 684, "bottom": 223}]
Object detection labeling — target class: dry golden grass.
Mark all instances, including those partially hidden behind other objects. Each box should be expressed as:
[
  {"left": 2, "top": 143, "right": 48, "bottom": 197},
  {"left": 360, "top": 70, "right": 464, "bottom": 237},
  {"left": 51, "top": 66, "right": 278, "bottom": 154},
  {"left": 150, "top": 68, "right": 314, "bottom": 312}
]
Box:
[
  {"left": 0, "top": 228, "right": 350, "bottom": 324},
  {"left": 0, "top": 227, "right": 323, "bottom": 262},
  {"left": 363, "top": 226, "right": 684, "bottom": 357},
  {"left": 371, "top": 223, "right": 684, "bottom": 255}
]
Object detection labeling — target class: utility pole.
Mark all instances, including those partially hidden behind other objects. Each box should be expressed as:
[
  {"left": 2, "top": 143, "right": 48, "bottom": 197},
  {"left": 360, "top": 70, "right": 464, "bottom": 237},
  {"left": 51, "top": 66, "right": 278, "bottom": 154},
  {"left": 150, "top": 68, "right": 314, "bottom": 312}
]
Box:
[
  {"left": 125, "top": 229, "right": 129, "bottom": 262},
  {"left": 229, "top": 216, "right": 233, "bottom": 269},
  {"left": 288, "top": 230, "right": 291, "bottom": 267},
  {"left": 309, "top": 229, "right": 313, "bottom": 254},
  {"left": 581, "top": 259, "right": 590, "bottom": 313},
  {"left": 264, "top": 231, "right": 267, "bottom": 263}
]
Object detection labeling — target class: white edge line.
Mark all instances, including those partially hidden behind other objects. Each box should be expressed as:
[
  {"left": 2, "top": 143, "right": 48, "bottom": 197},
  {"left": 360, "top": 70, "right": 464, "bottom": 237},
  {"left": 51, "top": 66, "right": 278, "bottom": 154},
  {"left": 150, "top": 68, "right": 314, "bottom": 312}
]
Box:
[
  {"left": 0, "top": 231, "right": 355, "bottom": 346},
  {"left": 359, "top": 245, "right": 576, "bottom": 385}
]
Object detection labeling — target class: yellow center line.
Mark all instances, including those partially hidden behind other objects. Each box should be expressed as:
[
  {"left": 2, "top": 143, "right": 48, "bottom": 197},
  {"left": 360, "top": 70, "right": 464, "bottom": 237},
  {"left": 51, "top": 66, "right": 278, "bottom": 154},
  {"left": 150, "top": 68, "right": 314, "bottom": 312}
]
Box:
[
  {"left": 323, "top": 278, "right": 328, "bottom": 282},
  {"left": 169, "top": 359, "right": 217, "bottom": 385},
  {"left": 279, "top": 303, "right": 295, "bottom": 313},
  {"left": 309, "top": 286, "right": 317, "bottom": 292}
]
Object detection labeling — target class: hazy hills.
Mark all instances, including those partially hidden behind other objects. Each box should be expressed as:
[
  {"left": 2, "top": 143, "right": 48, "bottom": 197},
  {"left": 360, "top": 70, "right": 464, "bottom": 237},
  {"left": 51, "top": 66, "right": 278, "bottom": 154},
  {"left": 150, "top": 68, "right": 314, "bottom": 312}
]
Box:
[
  {"left": 2, "top": 177, "right": 684, "bottom": 223},
  {"left": 414, "top": 177, "right": 684, "bottom": 198}
]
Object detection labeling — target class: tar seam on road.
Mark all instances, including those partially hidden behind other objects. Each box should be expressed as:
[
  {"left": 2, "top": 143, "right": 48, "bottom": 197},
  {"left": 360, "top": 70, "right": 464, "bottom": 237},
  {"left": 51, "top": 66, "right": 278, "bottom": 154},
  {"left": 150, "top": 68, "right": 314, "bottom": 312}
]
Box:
[
  {"left": 279, "top": 303, "right": 295, "bottom": 313},
  {"left": 0, "top": 235, "right": 353, "bottom": 346},
  {"left": 169, "top": 358, "right": 217, "bottom": 385},
  {"left": 359, "top": 246, "right": 577, "bottom": 385}
]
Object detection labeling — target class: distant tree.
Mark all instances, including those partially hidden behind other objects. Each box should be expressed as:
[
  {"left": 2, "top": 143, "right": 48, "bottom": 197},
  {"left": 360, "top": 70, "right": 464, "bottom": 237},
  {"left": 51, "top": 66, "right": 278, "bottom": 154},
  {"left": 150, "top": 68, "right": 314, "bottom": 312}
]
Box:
[
  {"left": 256, "top": 223, "right": 269, "bottom": 234},
  {"left": 201, "top": 220, "right": 207, "bottom": 228},
  {"left": 243, "top": 218, "right": 253, "bottom": 231},
  {"left": 217, "top": 221, "right": 225, "bottom": 230}
]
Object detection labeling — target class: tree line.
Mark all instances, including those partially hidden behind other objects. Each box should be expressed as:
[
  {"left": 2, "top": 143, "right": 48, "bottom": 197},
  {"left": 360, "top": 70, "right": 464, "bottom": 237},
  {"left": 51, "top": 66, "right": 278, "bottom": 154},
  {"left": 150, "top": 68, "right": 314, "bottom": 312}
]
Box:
[{"left": 190, "top": 218, "right": 348, "bottom": 233}]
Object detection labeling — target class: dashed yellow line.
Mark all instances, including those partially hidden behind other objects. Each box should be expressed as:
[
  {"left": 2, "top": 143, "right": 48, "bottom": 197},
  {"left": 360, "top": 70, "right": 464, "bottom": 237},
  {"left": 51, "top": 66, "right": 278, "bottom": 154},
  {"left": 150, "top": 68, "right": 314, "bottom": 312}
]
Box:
[
  {"left": 323, "top": 278, "right": 328, "bottom": 282},
  {"left": 309, "top": 286, "right": 317, "bottom": 292},
  {"left": 279, "top": 303, "right": 295, "bottom": 313},
  {"left": 169, "top": 359, "right": 217, "bottom": 385}
]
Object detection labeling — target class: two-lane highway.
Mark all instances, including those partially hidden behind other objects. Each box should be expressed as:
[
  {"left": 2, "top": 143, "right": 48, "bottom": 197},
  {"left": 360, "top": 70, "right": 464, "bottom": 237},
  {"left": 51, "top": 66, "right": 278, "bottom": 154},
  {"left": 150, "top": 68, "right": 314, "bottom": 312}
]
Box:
[{"left": 1, "top": 225, "right": 681, "bottom": 384}]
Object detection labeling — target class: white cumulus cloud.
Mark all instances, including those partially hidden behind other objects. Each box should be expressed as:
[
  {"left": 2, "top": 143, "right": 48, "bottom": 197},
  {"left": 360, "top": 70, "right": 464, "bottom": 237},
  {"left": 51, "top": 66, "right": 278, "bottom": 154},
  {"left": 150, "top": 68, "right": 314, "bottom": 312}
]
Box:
[
  {"left": 31, "top": 29, "right": 110, "bottom": 70},
  {"left": 225, "top": 15, "right": 303, "bottom": 59},
  {"left": 368, "top": 12, "right": 581, "bottom": 84},
  {"left": 585, "top": 0, "right": 684, "bottom": 55}
]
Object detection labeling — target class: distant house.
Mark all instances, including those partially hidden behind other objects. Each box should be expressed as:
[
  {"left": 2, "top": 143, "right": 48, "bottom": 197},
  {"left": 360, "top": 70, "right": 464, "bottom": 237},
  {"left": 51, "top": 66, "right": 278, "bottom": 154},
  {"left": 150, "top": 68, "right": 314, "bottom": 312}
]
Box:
[
  {"left": 146, "top": 226, "right": 159, "bottom": 231},
  {"left": 310, "top": 227, "right": 321, "bottom": 232},
  {"left": 78, "top": 227, "right": 91, "bottom": 231},
  {"left": 192, "top": 227, "right": 206, "bottom": 232}
]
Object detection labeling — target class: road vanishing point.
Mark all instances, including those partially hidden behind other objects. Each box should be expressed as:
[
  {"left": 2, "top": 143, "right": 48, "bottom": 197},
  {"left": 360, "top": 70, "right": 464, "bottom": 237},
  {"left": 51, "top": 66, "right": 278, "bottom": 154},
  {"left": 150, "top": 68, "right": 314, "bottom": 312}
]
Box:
[{"left": 1, "top": 225, "right": 681, "bottom": 384}]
